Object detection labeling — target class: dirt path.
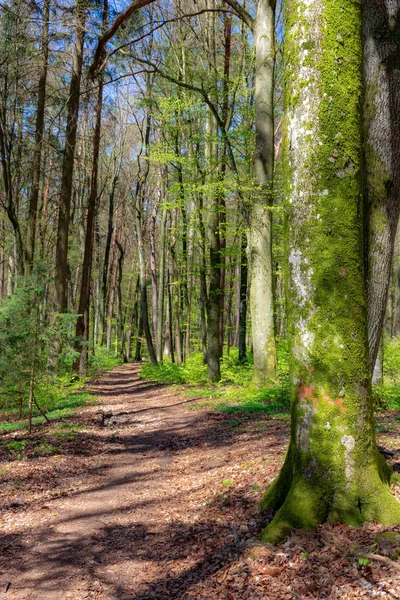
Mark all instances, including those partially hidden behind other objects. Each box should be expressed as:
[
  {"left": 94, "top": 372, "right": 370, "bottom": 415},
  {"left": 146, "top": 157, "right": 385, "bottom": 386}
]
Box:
[
  {"left": 0, "top": 364, "right": 285, "bottom": 599},
  {"left": 1, "top": 364, "right": 400, "bottom": 600}
]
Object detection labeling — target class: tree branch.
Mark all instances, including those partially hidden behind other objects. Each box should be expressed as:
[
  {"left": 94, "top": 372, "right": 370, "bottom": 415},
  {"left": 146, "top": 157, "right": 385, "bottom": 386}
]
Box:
[
  {"left": 108, "top": 8, "right": 237, "bottom": 62},
  {"left": 89, "top": 0, "right": 157, "bottom": 78},
  {"left": 130, "top": 56, "right": 250, "bottom": 223},
  {"left": 222, "top": 0, "right": 254, "bottom": 30}
]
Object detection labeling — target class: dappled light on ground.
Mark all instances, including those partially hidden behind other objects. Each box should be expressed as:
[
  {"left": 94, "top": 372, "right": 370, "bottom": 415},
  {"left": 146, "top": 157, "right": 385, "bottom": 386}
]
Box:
[{"left": 0, "top": 364, "right": 399, "bottom": 599}]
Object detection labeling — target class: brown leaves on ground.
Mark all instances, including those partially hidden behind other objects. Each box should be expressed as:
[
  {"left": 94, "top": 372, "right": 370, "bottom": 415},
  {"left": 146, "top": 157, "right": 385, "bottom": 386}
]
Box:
[{"left": 0, "top": 363, "right": 399, "bottom": 599}]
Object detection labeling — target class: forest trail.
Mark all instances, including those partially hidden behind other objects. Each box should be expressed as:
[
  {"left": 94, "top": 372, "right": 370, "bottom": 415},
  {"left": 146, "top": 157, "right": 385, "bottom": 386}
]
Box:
[
  {"left": 2, "top": 364, "right": 400, "bottom": 600},
  {"left": 0, "top": 363, "right": 284, "bottom": 600}
]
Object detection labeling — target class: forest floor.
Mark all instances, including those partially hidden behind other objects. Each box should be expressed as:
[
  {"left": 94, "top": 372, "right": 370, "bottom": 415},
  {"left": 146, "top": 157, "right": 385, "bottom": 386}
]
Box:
[{"left": 1, "top": 364, "right": 400, "bottom": 599}]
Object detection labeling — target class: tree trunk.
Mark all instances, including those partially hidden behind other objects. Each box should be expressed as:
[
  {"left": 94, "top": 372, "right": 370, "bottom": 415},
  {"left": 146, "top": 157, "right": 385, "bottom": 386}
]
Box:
[
  {"left": 392, "top": 225, "right": 400, "bottom": 337},
  {"left": 150, "top": 203, "right": 158, "bottom": 338},
  {"left": 156, "top": 200, "right": 167, "bottom": 362},
  {"left": 25, "top": 0, "right": 50, "bottom": 273},
  {"left": 198, "top": 189, "right": 208, "bottom": 364},
  {"left": 250, "top": 0, "right": 277, "bottom": 385},
  {"left": 363, "top": 0, "right": 400, "bottom": 371},
  {"left": 134, "top": 276, "right": 143, "bottom": 362},
  {"left": 74, "top": 69, "right": 104, "bottom": 375},
  {"left": 0, "top": 123, "right": 24, "bottom": 276},
  {"left": 116, "top": 240, "right": 128, "bottom": 362},
  {"left": 261, "top": 0, "right": 400, "bottom": 543},
  {"left": 75, "top": 0, "right": 109, "bottom": 371},
  {"left": 54, "top": 0, "right": 88, "bottom": 312},
  {"left": 238, "top": 231, "right": 248, "bottom": 363},
  {"left": 167, "top": 267, "right": 175, "bottom": 364},
  {"left": 134, "top": 193, "right": 157, "bottom": 365},
  {"left": 102, "top": 174, "right": 118, "bottom": 342}
]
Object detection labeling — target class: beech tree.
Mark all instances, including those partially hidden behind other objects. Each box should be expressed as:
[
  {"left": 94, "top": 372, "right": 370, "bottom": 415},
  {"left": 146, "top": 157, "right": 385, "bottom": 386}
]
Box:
[
  {"left": 363, "top": 0, "right": 400, "bottom": 372},
  {"left": 261, "top": 0, "right": 400, "bottom": 541}
]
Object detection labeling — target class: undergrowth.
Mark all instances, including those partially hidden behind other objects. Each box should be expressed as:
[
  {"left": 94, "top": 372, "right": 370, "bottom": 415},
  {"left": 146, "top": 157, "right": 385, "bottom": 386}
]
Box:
[
  {"left": 0, "top": 346, "right": 121, "bottom": 433},
  {"left": 140, "top": 346, "right": 290, "bottom": 414},
  {"left": 141, "top": 339, "right": 400, "bottom": 418}
]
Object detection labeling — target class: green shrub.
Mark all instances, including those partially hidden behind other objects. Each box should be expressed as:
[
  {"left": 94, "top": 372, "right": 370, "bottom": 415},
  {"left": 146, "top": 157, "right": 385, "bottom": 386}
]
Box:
[
  {"left": 383, "top": 337, "right": 400, "bottom": 386},
  {"left": 140, "top": 361, "right": 185, "bottom": 384},
  {"left": 88, "top": 346, "right": 123, "bottom": 374}
]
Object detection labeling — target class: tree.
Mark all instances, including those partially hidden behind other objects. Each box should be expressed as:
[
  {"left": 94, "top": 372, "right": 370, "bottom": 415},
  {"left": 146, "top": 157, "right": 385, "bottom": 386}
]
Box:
[
  {"left": 363, "top": 0, "right": 400, "bottom": 372},
  {"left": 54, "top": 0, "right": 88, "bottom": 312},
  {"left": 25, "top": 0, "right": 51, "bottom": 273},
  {"left": 74, "top": 0, "right": 108, "bottom": 374},
  {"left": 260, "top": 0, "right": 400, "bottom": 542},
  {"left": 250, "top": 0, "right": 277, "bottom": 385}
]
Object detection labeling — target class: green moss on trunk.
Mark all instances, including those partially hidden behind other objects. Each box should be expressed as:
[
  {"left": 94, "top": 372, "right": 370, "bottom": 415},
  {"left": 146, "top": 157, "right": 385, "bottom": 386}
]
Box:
[{"left": 261, "top": 0, "right": 400, "bottom": 543}]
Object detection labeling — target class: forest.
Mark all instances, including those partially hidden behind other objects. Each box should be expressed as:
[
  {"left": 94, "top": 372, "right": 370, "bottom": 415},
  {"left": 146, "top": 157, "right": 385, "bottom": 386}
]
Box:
[{"left": 1, "top": 0, "right": 400, "bottom": 598}]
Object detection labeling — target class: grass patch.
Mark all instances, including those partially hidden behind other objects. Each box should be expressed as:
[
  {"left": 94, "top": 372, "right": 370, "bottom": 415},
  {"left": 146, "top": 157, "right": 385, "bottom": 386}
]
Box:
[
  {"left": 0, "top": 387, "right": 93, "bottom": 433},
  {"left": 0, "top": 344, "right": 121, "bottom": 434}
]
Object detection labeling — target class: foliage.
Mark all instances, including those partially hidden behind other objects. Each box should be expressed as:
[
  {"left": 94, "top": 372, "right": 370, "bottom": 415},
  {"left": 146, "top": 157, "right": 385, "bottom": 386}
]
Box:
[
  {"left": 88, "top": 346, "right": 123, "bottom": 376},
  {"left": 140, "top": 346, "right": 290, "bottom": 414},
  {"left": 383, "top": 336, "right": 400, "bottom": 385},
  {"left": 0, "top": 387, "right": 93, "bottom": 433},
  {"left": 372, "top": 337, "right": 400, "bottom": 410},
  {"left": 0, "top": 271, "right": 80, "bottom": 417}
]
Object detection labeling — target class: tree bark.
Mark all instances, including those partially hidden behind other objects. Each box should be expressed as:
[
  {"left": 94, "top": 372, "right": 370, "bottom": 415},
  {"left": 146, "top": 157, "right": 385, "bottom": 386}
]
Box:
[
  {"left": 238, "top": 231, "right": 248, "bottom": 362},
  {"left": 156, "top": 197, "right": 167, "bottom": 362},
  {"left": 261, "top": 0, "right": 400, "bottom": 543},
  {"left": 150, "top": 202, "right": 158, "bottom": 339},
  {"left": 250, "top": 0, "right": 277, "bottom": 385},
  {"left": 102, "top": 172, "right": 118, "bottom": 342},
  {"left": 363, "top": 0, "right": 400, "bottom": 371}
]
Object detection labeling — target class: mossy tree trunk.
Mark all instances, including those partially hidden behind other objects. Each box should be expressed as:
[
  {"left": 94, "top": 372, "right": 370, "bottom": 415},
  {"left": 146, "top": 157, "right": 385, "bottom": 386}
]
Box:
[
  {"left": 363, "top": 0, "right": 400, "bottom": 372},
  {"left": 261, "top": 0, "right": 400, "bottom": 543},
  {"left": 250, "top": 0, "right": 277, "bottom": 386}
]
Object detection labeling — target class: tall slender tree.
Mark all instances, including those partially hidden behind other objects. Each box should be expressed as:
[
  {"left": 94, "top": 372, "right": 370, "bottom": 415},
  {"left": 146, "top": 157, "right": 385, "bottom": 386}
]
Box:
[{"left": 54, "top": 0, "right": 88, "bottom": 312}]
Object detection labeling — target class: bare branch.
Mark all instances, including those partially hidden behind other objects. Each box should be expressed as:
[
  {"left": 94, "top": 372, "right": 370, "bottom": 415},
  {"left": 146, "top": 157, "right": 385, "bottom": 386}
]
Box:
[{"left": 108, "top": 8, "right": 237, "bottom": 62}]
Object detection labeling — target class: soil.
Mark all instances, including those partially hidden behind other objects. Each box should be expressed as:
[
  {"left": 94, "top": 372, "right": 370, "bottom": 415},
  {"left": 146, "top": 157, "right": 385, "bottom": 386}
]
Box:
[{"left": 0, "top": 363, "right": 400, "bottom": 599}]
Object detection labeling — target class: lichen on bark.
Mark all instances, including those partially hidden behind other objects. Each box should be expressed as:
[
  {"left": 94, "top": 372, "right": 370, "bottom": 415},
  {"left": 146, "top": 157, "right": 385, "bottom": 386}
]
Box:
[{"left": 260, "top": 0, "right": 400, "bottom": 543}]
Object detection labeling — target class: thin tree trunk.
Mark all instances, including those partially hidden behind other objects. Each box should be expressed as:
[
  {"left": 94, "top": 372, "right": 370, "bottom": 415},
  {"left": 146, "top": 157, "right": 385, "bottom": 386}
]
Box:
[
  {"left": 150, "top": 203, "right": 158, "bottom": 337},
  {"left": 106, "top": 246, "right": 118, "bottom": 350},
  {"left": 250, "top": 0, "right": 277, "bottom": 385},
  {"left": 363, "top": 0, "right": 400, "bottom": 371},
  {"left": 25, "top": 0, "right": 50, "bottom": 272},
  {"left": 156, "top": 200, "right": 167, "bottom": 362},
  {"left": 74, "top": 70, "right": 104, "bottom": 375},
  {"left": 102, "top": 175, "right": 118, "bottom": 342},
  {"left": 74, "top": 0, "right": 109, "bottom": 371},
  {"left": 167, "top": 267, "right": 175, "bottom": 364},
  {"left": 198, "top": 190, "right": 208, "bottom": 365},
  {"left": 116, "top": 240, "right": 128, "bottom": 362},
  {"left": 238, "top": 231, "right": 248, "bottom": 363},
  {"left": 54, "top": 0, "right": 88, "bottom": 312}
]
